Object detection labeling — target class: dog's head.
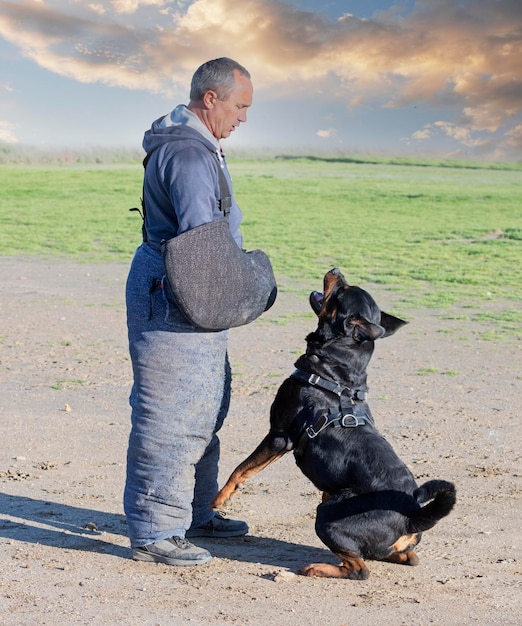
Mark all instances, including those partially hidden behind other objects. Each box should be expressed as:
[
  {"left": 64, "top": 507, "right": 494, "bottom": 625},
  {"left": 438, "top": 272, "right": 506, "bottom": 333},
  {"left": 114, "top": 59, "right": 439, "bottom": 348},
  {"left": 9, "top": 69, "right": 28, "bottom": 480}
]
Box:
[{"left": 308, "top": 268, "right": 407, "bottom": 344}]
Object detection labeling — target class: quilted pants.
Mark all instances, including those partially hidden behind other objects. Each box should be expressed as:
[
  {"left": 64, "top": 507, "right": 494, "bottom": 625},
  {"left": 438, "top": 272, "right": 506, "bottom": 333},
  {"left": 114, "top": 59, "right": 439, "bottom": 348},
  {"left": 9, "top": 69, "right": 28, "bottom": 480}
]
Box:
[{"left": 124, "top": 244, "right": 230, "bottom": 547}]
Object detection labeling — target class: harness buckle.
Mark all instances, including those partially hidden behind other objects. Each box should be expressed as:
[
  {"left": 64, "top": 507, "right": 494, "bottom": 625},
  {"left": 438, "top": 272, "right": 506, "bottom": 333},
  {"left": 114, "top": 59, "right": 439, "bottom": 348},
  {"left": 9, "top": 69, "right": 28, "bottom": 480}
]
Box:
[
  {"left": 305, "top": 425, "right": 318, "bottom": 438},
  {"left": 306, "top": 414, "right": 328, "bottom": 438},
  {"left": 341, "top": 412, "right": 367, "bottom": 428},
  {"left": 308, "top": 373, "right": 321, "bottom": 386}
]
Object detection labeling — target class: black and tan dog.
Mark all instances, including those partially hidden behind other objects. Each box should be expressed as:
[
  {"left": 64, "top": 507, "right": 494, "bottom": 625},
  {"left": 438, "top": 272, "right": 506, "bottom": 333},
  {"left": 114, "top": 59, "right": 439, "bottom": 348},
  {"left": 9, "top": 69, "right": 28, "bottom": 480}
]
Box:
[{"left": 213, "top": 268, "right": 456, "bottom": 579}]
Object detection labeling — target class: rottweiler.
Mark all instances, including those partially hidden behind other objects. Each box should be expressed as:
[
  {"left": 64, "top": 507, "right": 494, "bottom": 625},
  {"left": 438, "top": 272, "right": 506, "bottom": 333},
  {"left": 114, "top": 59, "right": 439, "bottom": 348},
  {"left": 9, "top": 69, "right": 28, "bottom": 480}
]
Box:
[{"left": 212, "top": 268, "right": 456, "bottom": 579}]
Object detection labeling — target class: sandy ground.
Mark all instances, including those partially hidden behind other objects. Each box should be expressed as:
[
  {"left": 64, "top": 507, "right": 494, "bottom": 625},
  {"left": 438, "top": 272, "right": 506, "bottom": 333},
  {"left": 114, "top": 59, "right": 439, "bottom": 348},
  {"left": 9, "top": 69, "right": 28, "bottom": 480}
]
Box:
[{"left": 0, "top": 257, "right": 520, "bottom": 626}]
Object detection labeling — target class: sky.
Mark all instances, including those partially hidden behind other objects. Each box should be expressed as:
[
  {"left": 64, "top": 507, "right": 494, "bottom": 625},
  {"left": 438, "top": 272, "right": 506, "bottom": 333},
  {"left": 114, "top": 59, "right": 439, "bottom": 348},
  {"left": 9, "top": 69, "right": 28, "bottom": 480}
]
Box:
[{"left": 0, "top": 0, "right": 521, "bottom": 160}]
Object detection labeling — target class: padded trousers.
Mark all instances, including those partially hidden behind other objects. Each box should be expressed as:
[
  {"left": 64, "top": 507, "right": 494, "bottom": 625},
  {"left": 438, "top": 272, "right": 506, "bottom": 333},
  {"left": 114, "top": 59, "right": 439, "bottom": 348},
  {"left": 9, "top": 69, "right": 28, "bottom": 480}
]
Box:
[{"left": 124, "top": 244, "right": 230, "bottom": 547}]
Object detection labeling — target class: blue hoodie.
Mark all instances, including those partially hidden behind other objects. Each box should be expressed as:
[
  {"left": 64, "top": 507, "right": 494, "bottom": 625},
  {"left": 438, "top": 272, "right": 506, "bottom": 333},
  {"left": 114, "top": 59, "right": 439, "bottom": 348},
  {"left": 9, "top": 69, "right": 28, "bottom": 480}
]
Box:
[{"left": 141, "top": 105, "right": 243, "bottom": 253}]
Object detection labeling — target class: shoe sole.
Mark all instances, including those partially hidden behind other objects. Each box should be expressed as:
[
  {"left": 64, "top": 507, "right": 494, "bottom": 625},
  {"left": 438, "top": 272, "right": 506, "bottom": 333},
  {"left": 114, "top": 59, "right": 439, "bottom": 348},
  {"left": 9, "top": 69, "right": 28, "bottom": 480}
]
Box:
[
  {"left": 185, "top": 529, "right": 248, "bottom": 538},
  {"left": 132, "top": 550, "right": 212, "bottom": 566}
]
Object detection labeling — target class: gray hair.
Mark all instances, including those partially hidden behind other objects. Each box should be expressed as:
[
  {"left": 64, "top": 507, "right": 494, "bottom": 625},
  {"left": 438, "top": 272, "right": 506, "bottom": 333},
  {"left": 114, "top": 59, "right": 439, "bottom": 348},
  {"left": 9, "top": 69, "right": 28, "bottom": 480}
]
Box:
[{"left": 190, "top": 57, "right": 251, "bottom": 101}]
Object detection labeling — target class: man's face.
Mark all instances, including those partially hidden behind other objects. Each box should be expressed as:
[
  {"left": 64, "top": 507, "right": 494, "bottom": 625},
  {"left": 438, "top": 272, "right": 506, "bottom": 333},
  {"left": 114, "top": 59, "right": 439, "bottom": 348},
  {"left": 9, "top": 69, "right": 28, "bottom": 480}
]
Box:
[{"left": 208, "top": 70, "right": 253, "bottom": 140}]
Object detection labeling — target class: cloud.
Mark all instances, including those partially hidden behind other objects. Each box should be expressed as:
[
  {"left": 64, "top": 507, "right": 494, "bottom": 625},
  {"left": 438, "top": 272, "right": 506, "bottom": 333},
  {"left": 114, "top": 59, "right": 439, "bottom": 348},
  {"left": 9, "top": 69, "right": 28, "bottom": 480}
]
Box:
[
  {"left": 0, "top": 121, "right": 17, "bottom": 143},
  {"left": 111, "top": 0, "right": 167, "bottom": 14},
  {"left": 411, "top": 128, "right": 431, "bottom": 141},
  {"left": 411, "top": 121, "right": 490, "bottom": 149},
  {"left": 85, "top": 4, "right": 107, "bottom": 16},
  {"left": 433, "top": 121, "right": 485, "bottom": 147},
  {"left": 0, "top": 0, "right": 520, "bottom": 152},
  {"left": 316, "top": 128, "right": 337, "bottom": 139},
  {"left": 504, "top": 124, "right": 522, "bottom": 149}
]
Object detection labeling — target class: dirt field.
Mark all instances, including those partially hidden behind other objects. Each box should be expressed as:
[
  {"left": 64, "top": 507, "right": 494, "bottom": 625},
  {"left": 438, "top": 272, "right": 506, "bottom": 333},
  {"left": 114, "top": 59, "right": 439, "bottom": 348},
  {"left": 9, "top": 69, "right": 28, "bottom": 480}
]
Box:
[{"left": 0, "top": 257, "right": 520, "bottom": 625}]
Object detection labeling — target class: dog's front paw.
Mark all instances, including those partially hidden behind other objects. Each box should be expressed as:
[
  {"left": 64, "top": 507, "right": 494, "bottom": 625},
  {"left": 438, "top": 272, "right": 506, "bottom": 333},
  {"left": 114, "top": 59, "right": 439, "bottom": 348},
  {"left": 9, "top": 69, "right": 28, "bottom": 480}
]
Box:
[
  {"left": 210, "top": 493, "right": 227, "bottom": 509},
  {"left": 298, "top": 563, "right": 332, "bottom": 577},
  {"left": 211, "top": 483, "right": 243, "bottom": 509}
]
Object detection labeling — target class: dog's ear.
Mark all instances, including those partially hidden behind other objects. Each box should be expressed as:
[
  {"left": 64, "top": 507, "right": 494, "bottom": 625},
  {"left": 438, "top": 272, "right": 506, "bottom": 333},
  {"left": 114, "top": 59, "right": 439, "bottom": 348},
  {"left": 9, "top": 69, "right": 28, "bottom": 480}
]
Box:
[
  {"left": 380, "top": 311, "right": 408, "bottom": 337},
  {"left": 349, "top": 317, "right": 386, "bottom": 343}
]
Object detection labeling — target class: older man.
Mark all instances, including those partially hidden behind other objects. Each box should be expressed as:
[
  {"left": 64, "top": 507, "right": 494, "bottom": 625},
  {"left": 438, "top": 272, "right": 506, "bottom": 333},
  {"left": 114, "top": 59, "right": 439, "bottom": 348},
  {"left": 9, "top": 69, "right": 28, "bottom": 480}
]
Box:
[{"left": 124, "top": 58, "right": 253, "bottom": 566}]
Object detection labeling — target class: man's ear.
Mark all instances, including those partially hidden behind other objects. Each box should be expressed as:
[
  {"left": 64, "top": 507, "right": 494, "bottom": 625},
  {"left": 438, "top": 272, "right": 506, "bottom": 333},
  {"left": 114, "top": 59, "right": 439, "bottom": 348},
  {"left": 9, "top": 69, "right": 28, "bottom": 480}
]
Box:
[
  {"left": 380, "top": 311, "right": 408, "bottom": 337},
  {"left": 203, "top": 89, "right": 218, "bottom": 108}
]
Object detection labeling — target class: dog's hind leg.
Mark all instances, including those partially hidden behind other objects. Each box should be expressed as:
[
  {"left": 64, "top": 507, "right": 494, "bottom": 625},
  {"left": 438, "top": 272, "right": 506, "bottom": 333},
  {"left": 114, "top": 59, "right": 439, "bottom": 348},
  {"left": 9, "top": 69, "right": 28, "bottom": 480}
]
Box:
[
  {"left": 384, "top": 533, "right": 421, "bottom": 566},
  {"left": 385, "top": 550, "right": 420, "bottom": 566},
  {"left": 299, "top": 550, "right": 370, "bottom": 580},
  {"left": 211, "top": 432, "right": 291, "bottom": 508}
]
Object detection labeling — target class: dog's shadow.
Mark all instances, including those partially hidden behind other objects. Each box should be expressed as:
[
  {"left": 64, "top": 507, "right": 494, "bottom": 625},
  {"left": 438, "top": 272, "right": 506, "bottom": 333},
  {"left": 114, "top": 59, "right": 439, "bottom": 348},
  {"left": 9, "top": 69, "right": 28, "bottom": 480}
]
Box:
[
  {"left": 0, "top": 492, "right": 332, "bottom": 570},
  {"left": 188, "top": 535, "right": 334, "bottom": 571}
]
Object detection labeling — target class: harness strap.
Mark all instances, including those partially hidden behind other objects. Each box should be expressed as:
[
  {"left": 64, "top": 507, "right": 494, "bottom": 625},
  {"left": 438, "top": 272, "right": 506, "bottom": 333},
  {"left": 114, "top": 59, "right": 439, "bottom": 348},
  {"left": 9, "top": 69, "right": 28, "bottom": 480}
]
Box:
[
  {"left": 215, "top": 152, "right": 232, "bottom": 216},
  {"left": 148, "top": 278, "right": 163, "bottom": 320},
  {"left": 291, "top": 368, "right": 373, "bottom": 457},
  {"left": 131, "top": 143, "right": 232, "bottom": 243},
  {"left": 295, "top": 405, "right": 374, "bottom": 457},
  {"left": 139, "top": 150, "right": 155, "bottom": 243},
  {"left": 306, "top": 406, "right": 373, "bottom": 438},
  {"left": 291, "top": 368, "right": 367, "bottom": 402}
]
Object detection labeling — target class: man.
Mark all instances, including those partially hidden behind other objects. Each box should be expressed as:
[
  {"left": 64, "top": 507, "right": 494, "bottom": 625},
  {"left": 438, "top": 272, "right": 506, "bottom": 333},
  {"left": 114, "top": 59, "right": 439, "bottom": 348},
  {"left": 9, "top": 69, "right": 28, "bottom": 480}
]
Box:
[{"left": 124, "top": 58, "right": 253, "bottom": 566}]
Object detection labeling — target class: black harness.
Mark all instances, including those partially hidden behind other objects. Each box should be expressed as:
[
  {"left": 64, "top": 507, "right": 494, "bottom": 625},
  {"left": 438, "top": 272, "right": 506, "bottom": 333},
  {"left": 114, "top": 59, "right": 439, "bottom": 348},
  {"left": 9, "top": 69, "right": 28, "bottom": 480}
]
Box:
[{"left": 290, "top": 368, "right": 374, "bottom": 456}]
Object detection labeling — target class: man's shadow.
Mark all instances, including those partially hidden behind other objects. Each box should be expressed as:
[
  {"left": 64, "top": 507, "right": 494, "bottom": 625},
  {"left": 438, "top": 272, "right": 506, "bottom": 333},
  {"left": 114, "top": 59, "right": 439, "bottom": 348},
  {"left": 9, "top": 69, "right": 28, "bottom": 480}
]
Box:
[
  {"left": 0, "top": 491, "right": 130, "bottom": 559},
  {"left": 0, "top": 492, "right": 333, "bottom": 570}
]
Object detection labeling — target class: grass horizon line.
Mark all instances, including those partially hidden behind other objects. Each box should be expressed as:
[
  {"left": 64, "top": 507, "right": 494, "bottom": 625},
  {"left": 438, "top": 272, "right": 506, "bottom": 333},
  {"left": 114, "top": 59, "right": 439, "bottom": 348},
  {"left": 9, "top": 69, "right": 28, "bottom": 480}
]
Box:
[{"left": 1, "top": 144, "right": 521, "bottom": 171}]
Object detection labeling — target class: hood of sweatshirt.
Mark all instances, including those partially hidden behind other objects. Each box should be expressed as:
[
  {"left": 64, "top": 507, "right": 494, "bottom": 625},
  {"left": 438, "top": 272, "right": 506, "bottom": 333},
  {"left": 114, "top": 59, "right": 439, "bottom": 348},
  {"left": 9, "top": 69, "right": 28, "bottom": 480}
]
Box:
[{"left": 142, "top": 105, "right": 221, "bottom": 159}]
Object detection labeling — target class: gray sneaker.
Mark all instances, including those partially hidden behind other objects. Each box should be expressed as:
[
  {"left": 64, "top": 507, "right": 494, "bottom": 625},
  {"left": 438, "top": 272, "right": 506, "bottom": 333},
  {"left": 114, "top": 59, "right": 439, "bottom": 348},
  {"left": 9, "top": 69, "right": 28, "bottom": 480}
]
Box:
[
  {"left": 186, "top": 512, "right": 249, "bottom": 538},
  {"left": 132, "top": 536, "right": 212, "bottom": 566}
]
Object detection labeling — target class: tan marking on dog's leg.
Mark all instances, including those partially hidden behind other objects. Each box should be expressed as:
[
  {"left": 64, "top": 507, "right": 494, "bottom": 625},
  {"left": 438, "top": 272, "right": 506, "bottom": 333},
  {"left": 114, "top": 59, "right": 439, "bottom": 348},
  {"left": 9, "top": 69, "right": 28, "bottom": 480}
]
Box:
[
  {"left": 385, "top": 550, "right": 419, "bottom": 566},
  {"left": 211, "top": 450, "right": 287, "bottom": 509},
  {"left": 321, "top": 491, "right": 332, "bottom": 502},
  {"left": 299, "top": 551, "right": 370, "bottom": 580},
  {"left": 391, "top": 533, "right": 418, "bottom": 554},
  {"left": 385, "top": 534, "right": 420, "bottom": 566}
]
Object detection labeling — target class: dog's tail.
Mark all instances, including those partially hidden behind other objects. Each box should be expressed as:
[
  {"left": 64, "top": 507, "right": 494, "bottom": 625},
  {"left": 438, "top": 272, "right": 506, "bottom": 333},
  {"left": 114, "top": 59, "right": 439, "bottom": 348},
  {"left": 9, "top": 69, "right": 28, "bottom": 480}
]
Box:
[{"left": 407, "top": 480, "right": 456, "bottom": 533}]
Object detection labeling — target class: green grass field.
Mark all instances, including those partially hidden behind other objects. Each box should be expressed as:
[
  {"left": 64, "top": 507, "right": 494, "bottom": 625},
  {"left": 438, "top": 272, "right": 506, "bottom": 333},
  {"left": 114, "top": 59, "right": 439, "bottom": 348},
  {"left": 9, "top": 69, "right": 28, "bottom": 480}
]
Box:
[{"left": 1, "top": 156, "right": 521, "bottom": 332}]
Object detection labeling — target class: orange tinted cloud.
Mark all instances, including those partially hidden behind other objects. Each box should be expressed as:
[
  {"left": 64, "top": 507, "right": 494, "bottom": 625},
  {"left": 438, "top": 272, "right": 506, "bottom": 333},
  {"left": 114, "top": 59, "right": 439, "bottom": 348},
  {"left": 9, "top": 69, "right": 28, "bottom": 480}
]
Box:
[{"left": 0, "top": 0, "right": 520, "bottom": 154}]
